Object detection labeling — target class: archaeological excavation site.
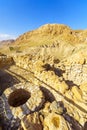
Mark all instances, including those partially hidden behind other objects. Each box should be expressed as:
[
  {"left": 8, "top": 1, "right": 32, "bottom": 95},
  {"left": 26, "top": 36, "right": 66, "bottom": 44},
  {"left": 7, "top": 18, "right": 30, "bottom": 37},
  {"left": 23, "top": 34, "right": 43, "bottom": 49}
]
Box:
[{"left": 0, "top": 24, "right": 87, "bottom": 130}]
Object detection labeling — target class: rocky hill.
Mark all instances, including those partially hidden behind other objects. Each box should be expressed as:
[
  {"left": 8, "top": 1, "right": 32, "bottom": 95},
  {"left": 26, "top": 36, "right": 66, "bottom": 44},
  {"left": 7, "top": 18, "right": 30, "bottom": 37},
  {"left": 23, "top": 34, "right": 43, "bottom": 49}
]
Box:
[
  {"left": 1, "top": 24, "right": 87, "bottom": 57},
  {"left": 0, "top": 24, "right": 87, "bottom": 130},
  {"left": 14, "top": 24, "right": 86, "bottom": 46}
]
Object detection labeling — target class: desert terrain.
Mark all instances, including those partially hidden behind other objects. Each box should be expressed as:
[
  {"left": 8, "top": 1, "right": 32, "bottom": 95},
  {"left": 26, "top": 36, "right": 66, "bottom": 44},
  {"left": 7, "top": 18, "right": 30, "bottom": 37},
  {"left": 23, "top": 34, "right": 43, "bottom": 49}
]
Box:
[{"left": 0, "top": 24, "right": 87, "bottom": 130}]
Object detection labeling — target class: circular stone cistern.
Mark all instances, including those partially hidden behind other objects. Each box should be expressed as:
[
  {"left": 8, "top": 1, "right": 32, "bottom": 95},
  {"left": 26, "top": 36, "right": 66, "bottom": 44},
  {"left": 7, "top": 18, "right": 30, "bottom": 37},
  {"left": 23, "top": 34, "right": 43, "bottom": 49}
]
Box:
[{"left": 4, "top": 83, "right": 45, "bottom": 119}]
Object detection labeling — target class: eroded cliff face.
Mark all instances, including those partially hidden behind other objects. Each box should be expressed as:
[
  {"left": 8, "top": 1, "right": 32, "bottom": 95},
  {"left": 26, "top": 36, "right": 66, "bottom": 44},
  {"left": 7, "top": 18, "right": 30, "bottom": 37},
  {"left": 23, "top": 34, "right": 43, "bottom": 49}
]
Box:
[{"left": 0, "top": 24, "right": 87, "bottom": 130}]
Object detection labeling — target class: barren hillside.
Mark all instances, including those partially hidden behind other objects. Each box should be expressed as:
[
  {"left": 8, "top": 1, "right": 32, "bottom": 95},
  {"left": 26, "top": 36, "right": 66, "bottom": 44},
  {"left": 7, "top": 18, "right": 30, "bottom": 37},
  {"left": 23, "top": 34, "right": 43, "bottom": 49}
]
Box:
[{"left": 0, "top": 24, "right": 87, "bottom": 130}]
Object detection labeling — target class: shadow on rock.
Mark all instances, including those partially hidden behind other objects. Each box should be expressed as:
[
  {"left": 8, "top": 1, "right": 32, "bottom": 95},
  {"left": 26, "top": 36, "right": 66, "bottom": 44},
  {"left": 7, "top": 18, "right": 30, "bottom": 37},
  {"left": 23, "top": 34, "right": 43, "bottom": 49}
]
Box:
[
  {"left": 40, "top": 86, "right": 55, "bottom": 102},
  {"left": 63, "top": 113, "right": 83, "bottom": 130},
  {"left": 0, "top": 69, "right": 20, "bottom": 95},
  {"left": 42, "top": 63, "right": 65, "bottom": 77}
]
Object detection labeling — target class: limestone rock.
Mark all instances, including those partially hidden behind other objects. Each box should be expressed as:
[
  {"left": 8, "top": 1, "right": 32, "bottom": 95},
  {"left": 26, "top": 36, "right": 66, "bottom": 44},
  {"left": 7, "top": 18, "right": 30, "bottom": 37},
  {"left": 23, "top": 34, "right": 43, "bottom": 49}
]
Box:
[
  {"left": 21, "top": 112, "right": 43, "bottom": 130},
  {"left": 80, "top": 82, "right": 87, "bottom": 92},
  {"left": 42, "top": 102, "right": 51, "bottom": 113},
  {"left": 50, "top": 101, "right": 65, "bottom": 115},
  {"left": 43, "top": 112, "right": 70, "bottom": 130},
  {"left": 63, "top": 64, "right": 87, "bottom": 85},
  {"left": 71, "top": 86, "right": 82, "bottom": 101},
  {"left": 0, "top": 54, "right": 14, "bottom": 68},
  {"left": 80, "top": 83, "right": 87, "bottom": 102}
]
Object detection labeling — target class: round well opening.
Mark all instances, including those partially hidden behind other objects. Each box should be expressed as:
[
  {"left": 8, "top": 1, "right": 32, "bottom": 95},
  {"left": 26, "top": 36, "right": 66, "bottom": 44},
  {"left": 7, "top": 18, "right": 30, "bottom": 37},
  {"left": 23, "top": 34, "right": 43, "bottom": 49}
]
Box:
[{"left": 8, "top": 88, "right": 31, "bottom": 107}]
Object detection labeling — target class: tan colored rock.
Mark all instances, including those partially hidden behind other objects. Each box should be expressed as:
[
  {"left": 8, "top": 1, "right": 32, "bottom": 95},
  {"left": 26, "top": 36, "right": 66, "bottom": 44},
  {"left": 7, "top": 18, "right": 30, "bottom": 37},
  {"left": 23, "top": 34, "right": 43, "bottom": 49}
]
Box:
[
  {"left": 43, "top": 112, "right": 69, "bottom": 130},
  {"left": 50, "top": 101, "right": 64, "bottom": 114},
  {"left": 62, "top": 64, "right": 87, "bottom": 85},
  {"left": 21, "top": 112, "right": 43, "bottom": 130},
  {"left": 58, "top": 81, "right": 69, "bottom": 93},
  {"left": 71, "top": 86, "right": 82, "bottom": 101},
  {"left": 43, "top": 102, "right": 51, "bottom": 112},
  {"left": 34, "top": 60, "right": 44, "bottom": 73},
  {"left": 0, "top": 54, "right": 14, "bottom": 68},
  {"left": 80, "top": 82, "right": 87, "bottom": 92},
  {"left": 80, "top": 83, "right": 87, "bottom": 102},
  {"left": 34, "top": 69, "right": 68, "bottom": 94}
]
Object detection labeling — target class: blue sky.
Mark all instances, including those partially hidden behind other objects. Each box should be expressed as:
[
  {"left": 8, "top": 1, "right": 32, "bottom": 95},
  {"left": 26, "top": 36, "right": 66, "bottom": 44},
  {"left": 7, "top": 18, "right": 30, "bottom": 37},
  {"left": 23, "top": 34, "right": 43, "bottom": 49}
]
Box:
[{"left": 0, "top": 0, "right": 87, "bottom": 40}]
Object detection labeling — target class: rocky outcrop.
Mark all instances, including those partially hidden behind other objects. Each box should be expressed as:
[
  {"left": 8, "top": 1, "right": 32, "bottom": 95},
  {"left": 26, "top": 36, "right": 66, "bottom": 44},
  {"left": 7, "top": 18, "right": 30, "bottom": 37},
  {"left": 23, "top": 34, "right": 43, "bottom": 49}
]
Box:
[
  {"left": 61, "top": 64, "right": 87, "bottom": 85},
  {"left": 0, "top": 53, "right": 14, "bottom": 68},
  {"left": 14, "top": 24, "right": 84, "bottom": 46},
  {"left": 0, "top": 24, "right": 85, "bottom": 55},
  {"left": 12, "top": 52, "right": 87, "bottom": 128}
]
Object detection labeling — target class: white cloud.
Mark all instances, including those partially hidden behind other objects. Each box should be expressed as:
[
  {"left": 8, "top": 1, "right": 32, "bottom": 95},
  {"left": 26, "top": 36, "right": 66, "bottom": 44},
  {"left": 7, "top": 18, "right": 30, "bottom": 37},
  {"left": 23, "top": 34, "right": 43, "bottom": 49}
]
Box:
[{"left": 0, "top": 33, "right": 16, "bottom": 41}]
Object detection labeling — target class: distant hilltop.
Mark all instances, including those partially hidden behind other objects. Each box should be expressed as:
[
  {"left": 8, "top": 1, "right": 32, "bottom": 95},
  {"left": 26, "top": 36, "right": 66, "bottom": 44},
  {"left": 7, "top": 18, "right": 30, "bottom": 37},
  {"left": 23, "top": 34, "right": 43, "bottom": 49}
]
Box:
[
  {"left": 1, "top": 23, "right": 87, "bottom": 55},
  {"left": 0, "top": 39, "right": 14, "bottom": 46},
  {"left": 1, "top": 24, "right": 87, "bottom": 47},
  {"left": 14, "top": 23, "right": 87, "bottom": 46}
]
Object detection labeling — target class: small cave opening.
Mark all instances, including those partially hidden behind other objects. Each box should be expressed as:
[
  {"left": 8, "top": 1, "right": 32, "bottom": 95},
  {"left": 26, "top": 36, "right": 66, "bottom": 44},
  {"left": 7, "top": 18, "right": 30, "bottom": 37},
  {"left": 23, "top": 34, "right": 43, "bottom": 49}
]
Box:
[{"left": 8, "top": 88, "right": 31, "bottom": 107}]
